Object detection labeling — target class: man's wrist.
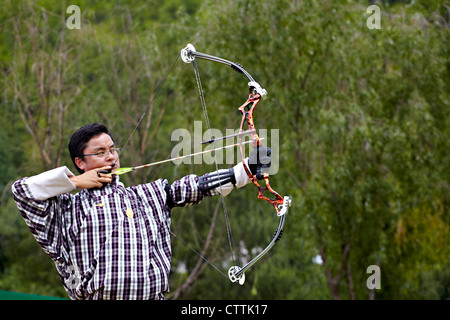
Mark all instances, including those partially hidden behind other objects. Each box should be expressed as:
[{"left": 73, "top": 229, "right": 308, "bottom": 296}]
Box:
[
  {"left": 232, "top": 159, "right": 252, "bottom": 188},
  {"left": 69, "top": 176, "right": 80, "bottom": 189}
]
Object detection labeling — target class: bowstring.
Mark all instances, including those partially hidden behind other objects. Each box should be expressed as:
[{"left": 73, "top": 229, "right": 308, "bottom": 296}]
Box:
[
  {"left": 169, "top": 231, "right": 229, "bottom": 280},
  {"left": 116, "top": 49, "right": 239, "bottom": 280},
  {"left": 113, "top": 52, "right": 181, "bottom": 167},
  {"left": 192, "top": 59, "right": 239, "bottom": 270}
]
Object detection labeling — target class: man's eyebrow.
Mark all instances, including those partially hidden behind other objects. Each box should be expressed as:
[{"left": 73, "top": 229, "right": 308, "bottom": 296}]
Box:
[
  {"left": 91, "top": 146, "right": 106, "bottom": 151},
  {"left": 90, "top": 144, "right": 115, "bottom": 152}
]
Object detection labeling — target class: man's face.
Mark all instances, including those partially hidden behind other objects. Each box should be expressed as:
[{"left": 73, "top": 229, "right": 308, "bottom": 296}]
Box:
[{"left": 75, "top": 133, "right": 120, "bottom": 173}]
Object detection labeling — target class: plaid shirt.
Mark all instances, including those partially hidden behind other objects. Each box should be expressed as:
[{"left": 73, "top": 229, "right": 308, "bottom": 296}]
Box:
[{"left": 11, "top": 167, "right": 210, "bottom": 300}]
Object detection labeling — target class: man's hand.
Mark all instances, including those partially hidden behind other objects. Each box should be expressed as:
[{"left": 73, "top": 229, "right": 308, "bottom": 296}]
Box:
[{"left": 69, "top": 165, "right": 114, "bottom": 189}]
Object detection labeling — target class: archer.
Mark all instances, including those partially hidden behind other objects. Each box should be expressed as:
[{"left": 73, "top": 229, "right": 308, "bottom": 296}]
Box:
[{"left": 11, "top": 123, "right": 271, "bottom": 300}]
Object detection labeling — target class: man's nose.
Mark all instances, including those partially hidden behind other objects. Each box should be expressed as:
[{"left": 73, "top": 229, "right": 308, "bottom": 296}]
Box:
[{"left": 105, "top": 150, "right": 116, "bottom": 161}]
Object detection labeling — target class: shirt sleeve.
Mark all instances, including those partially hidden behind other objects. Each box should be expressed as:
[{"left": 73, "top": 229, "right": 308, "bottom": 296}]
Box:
[
  {"left": 165, "top": 174, "right": 208, "bottom": 208},
  {"left": 11, "top": 167, "right": 75, "bottom": 262},
  {"left": 25, "top": 166, "right": 76, "bottom": 200},
  {"left": 165, "top": 161, "right": 253, "bottom": 208}
]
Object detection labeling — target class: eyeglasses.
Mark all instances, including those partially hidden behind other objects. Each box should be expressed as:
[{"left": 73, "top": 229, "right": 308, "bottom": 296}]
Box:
[{"left": 82, "top": 148, "right": 122, "bottom": 158}]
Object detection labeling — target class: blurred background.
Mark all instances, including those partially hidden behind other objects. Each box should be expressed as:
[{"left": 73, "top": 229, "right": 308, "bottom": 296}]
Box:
[{"left": 0, "top": 0, "right": 449, "bottom": 299}]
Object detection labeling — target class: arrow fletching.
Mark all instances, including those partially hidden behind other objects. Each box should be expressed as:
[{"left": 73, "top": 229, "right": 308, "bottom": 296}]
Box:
[{"left": 113, "top": 167, "right": 135, "bottom": 176}]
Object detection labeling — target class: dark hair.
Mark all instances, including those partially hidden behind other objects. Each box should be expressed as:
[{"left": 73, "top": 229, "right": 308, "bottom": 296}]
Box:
[{"left": 68, "top": 123, "right": 114, "bottom": 174}]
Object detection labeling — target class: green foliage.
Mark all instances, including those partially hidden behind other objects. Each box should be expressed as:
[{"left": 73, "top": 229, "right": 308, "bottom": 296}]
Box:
[
  {"left": 0, "top": 197, "right": 67, "bottom": 297},
  {"left": 0, "top": 0, "right": 449, "bottom": 299}
]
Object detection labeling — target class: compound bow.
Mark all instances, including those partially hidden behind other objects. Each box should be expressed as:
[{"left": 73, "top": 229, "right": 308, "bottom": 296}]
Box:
[{"left": 180, "top": 44, "right": 291, "bottom": 284}]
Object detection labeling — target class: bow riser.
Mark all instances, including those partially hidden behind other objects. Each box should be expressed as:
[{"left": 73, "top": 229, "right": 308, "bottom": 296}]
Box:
[{"left": 238, "top": 92, "right": 286, "bottom": 216}]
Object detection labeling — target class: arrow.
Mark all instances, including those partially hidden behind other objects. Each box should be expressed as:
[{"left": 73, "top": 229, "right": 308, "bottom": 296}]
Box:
[
  {"left": 111, "top": 138, "right": 263, "bottom": 176},
  {"left": 201, "top": 129, "right": 256, "bottom": 144}
]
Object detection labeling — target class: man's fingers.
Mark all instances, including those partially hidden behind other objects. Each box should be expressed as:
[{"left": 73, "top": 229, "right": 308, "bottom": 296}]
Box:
[
  {"left": 97, "top": 166, "right": 113, "bottom": 174},
  {"left": 97, "top": 173, "right": 112, "bottom": 183},
  {"left": 95, "top": 166, "right": 112, "bottom": 176},
  {"left": 92, "top": 167, "right": 113, "bottom": 187}
]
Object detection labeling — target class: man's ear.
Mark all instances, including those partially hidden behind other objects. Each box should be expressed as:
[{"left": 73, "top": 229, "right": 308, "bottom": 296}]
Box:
[{"left": 74, "top": 157, "right": 86, "bottom": 172}]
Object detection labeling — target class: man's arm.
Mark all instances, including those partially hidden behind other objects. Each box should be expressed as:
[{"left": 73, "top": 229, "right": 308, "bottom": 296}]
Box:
[
  {"left": 197, "top": 159, "right": 252, "bottom": 197},
  {"left": 198, "top": 147, "right": 272, "bottom": 197},
  {"left": 11, "top": 166, "right": 76, "bottom": 261},
  {"left": 23, "top": 166, "right": 77, "bottom": 200}
]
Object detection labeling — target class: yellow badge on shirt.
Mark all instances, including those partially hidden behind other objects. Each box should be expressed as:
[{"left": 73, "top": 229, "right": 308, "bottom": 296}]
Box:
[{"left": 126, "top": 208, "right": 134, "bottom": 219}]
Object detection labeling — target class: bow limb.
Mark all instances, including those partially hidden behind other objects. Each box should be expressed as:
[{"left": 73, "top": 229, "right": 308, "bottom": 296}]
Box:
[
  {"left": 181, "top": 43, "right": 268, "bottom": 97},
  {"left": 229, "top": 213, "right": 286, "bottom": 284}
]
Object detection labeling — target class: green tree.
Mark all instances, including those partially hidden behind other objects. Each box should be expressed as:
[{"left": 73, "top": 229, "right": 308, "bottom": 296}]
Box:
[{"left": 1, "top": 0, "right": 448, "bottom": 300}]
